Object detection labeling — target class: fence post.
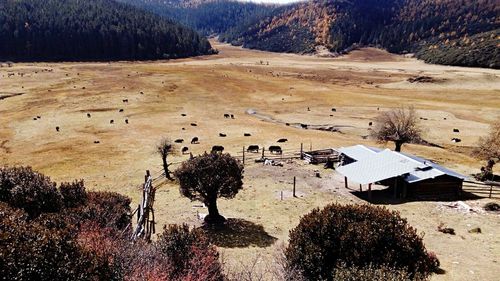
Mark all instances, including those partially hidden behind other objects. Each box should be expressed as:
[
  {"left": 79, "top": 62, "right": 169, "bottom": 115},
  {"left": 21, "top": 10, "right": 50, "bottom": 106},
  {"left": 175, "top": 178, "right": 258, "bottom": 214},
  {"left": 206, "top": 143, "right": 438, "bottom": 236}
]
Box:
[
  {"left": 242, "top": 146, "right": 245, "bottom": 165},
  {"left": 262, "top": 147, "right": 265, "bottom": 159},
  {"left": 293, "top": 176, "right": 296, "bottom": 197},
  {"left": 281, "top": 190, "right": 283, "bottom": 201},
  {"left": 344, "top": 176, "right": 348, "bottom": 188},
  {"left": 300, "top": 143, "right": 303, "bottom": 159}
]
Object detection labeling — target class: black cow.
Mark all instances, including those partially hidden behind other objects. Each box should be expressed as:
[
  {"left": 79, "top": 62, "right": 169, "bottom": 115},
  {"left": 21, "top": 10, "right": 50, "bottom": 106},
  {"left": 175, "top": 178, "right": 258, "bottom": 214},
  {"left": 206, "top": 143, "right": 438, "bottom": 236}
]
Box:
[
  {"left": 181, "top": 113, "right": 186, "bottom": 116},
  {"left": 94, "top": 140, "right": 100, "bottom": 144},
  {"left": 125, "top": 119, "right": 129, "bottom": 124},
  {"left": 122, "top": 99, "right": 128, "bottom": 103},
  {"left": 110, "top": 120, "right": 114, "bottom": 124},
  {"left": 277, "top": 138, "right": 288, "bottom": 143},
  {"left": 56, "top": 126, "right": 60, "bottom": 132},
  {"left": 224, "top": 114, "right": 230, "bottom": 118},
  {"left": 331, "top": 108, "right": 336, "bottom": 112},
  {"left": 369, "top": 122, "right": 372, "bottom": 126},
  {"left": 230, "top": 114, "right": 235, "bottom": 119},
  {"left": 219, "top": 133, "right": 227, "bottom": 137},
  {"left": 451, "top": 138, "right": 461, "bottom": 143},
  {"left": 191, "top": 137, "right": 199, "bottom": 144},
  {"left": 247, "top": 145, "right": 259, "bottom": 153},
  {"left": 269, "top": 146, "right": 282, "bottom": 154},
  {"left": 119, "top": 109, "right": 124, "bottom": 112},
  {"left": 244, "top": 133, "right": 251, "bottom": 137},
  {"left": 87, "top": 113, "right": 91, "bottom": 118},
  {"left": 181, "top": 147, "right": 189, "bottom": 154},
  {"left": 453, "top": 129, "right": 460, "bottom": 133},
  {"left": 191, "top": 123, "right": 197, "bottom": 126},
  {"left": 175, "top": 139, "right": 184, "bottom": 143},
  {"left": 300, "top": 124, "right": 308, "bottom": 129},
  {"left": 211, "top": 145, "right": 224, "bottom": 153}
]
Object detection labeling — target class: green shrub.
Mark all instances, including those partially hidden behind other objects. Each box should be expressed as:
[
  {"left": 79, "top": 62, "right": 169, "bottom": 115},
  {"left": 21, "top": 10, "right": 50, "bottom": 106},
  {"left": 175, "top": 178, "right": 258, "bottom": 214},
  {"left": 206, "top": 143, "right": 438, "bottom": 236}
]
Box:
[
  {"left": 0, "top": 166, "right": 62, "bottom": 217},
  {"left": 156, "top": 224, "right": 224, "bottom": 281},
  {"left": 285, "top": 204, "right": 438, "bottom": 280},
  {"left": 60, "top": 180, "right": 87, "bottom": 208}
]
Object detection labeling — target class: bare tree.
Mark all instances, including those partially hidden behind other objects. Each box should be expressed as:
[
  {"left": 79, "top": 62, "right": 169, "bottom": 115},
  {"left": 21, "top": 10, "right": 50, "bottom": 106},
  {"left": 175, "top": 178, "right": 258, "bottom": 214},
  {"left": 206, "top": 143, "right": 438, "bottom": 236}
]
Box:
[
  {"left": 156, "top": 138, "right": 174, "bottom": 180},
  {"left": 370, "top": 106, "right": 422, "bottom": 152},
  {"left": 174, "top": 152, "right": 243, "bottom": 224},
  {"left": 473, "top": 120, "right": 500, "bottom": 181}
]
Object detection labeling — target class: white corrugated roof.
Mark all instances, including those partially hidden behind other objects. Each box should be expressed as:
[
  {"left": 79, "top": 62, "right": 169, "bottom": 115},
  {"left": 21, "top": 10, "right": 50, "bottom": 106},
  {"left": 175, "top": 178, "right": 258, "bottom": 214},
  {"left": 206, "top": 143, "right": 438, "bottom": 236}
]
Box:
[
  {"left": 338, "top": 145, "right": 383, "bottom": 161},
  {"left": 336, "top": 145, "right": 466, "bottom": 185}
]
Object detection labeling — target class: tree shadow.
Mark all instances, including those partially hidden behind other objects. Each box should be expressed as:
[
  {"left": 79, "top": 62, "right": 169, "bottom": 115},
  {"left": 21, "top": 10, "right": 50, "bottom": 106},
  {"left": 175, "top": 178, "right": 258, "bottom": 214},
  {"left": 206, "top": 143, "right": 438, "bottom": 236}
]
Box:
[
  {"left": 351, "top": 187, "right": 483, "bottom": 205},
  {"left": 199, "top": 218, "right": 277, "bottom": 248}
]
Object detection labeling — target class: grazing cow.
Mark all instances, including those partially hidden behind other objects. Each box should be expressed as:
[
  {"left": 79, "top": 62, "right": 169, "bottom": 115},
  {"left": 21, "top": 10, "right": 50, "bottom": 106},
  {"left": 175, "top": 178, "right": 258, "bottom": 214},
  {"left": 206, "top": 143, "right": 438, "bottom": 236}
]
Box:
[
  {"left": 277, "top": 138, "right": 288, "bottom": 143},
  {"left": 191, "top": 123, "right": 197, "bottom": 126},
  {"left": 182, "top": 128, "right": 186, "bottom": 130},
  {"left": 330, "top": 115, "right": 333, "bottom": 117},
  {"left": 285, "top": 123, "right": 290, "bottom": 126},
  {"left": 37, "top": 116, "right": 41, "bottom": 119},
  {"left": 82, "top": 87, "right": 86, "bottom": 89},
  {"left": 140, "top": 91, "right": 144, "bottom": 95},
  {"left": 451, "top": 138, "right": 461, "bottom": 143},
  {"left": 33, "top": 117, "right": 37, "bottom": 120},
  {"left": 444, "top": 118, "right": 447, "bottom": 120},
  {"left": 369, "top": 122, "right": 372, "bottom": 126},
  {"left": 307, "top": 107, "right": 310, "bottom": 111},
  {"left": 87, "top": 113, "right": 91, "bottom": 118},
  {"left": 175, "top": 139, "right": 184, "bottom": 143},
  {"left": 110, "top": 120, "right": 114, "bottom": 124},
  {"left": 56, "top": 126, "right": 60, "bottom": 132},
  {"left": 224, "top": 114, "right": 230, "bottom": 118},
  {"left": 331, "top": 108, "right": 336, "bottom": 112},
  {"left": 122, "top": 99, "right": 128, "bottom": 103},
  {"left": 119, "top": 109, "right": 124, "bottom": 112},
  {"left": 300, "top": 124, "right": 308, "bottom": 129},
  {"left": 181, "top": 147, "right": 189, "bottom": 154},
  {"left": 191, "top": 137, "right": 199, "bottom": 144},
  {"left": 181, "top": 114, "right": 186, "bottom": 116},
  {"left": 211, "top": 145, "right": 224, "bottom": 153},
  {"left": 125, "top": 119, "right": 129, "bottom": 124},
  {"left": 247, "top": 145, "right": 259, "bottom": 153},
  {"left": 269, "top": 146, "right": 282, "bottom": 154},
  {"left": 453, "top": 129, "right": 460, "bottom": 133},
  {"left": 94, "top": 140, "right": 100, "bottom": 144},
  {"left": 244, "top": 133, "right": 251, "bottom": 137},
  {"left": 231, "top": 114, "right": 235, "bottom": 119},
  {"left": 219, "top": 133, "right": 227, "bottom": 137}
]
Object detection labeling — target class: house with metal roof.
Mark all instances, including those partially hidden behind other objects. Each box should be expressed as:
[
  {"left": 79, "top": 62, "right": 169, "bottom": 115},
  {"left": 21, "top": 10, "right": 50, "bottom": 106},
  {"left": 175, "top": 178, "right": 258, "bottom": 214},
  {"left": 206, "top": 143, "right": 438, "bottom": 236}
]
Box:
[{"left": 336, "top": 145, "right": 466, "bottom": 199}]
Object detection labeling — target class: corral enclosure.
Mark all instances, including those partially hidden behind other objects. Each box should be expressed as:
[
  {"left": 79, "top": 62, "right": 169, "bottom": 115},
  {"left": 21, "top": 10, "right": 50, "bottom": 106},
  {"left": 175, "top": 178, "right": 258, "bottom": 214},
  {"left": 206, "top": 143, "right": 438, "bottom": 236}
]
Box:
[{"left": 1, "top": 41, "right": 499, "bottom": 280}]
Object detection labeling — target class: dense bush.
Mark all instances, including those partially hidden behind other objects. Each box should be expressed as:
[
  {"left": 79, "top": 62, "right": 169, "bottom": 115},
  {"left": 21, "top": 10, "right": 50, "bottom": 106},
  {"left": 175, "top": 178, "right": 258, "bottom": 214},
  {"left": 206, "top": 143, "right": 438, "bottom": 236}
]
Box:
[
  {"left": 60, "top": 180, "right": 87, "bottom": 208},
  {"left": 156, "top": 224, "right": 224, "bottom": 281},
  {"left": 0, "top": 166, "right": 224, "bottom": 281},
  {"left": 0, "top": 203, "right": 112, "bottom": 281},
  {"left": 285, "top": 204, "right": 439, "bottom": 280},
  {"left": 0, "top": 166, "right": 62, "bottom": 217},
  {"left": 73, "top": 191, "right": 132, "bottom": 230}
]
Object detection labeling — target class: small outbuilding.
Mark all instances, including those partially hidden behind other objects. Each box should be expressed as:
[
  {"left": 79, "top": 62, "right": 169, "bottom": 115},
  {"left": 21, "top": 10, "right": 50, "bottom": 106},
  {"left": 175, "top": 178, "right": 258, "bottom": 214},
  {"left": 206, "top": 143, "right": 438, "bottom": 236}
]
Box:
[{"left": 336, "top": 145, "right": 466, "bottom": 200}]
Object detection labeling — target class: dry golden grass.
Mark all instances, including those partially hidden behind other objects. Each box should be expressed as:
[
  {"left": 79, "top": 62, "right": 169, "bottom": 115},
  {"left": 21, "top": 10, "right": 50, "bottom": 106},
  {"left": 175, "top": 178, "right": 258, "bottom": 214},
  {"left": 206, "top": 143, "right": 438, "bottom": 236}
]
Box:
[{"left": 1, "top": 41, "right": 499, "bottom": 280}]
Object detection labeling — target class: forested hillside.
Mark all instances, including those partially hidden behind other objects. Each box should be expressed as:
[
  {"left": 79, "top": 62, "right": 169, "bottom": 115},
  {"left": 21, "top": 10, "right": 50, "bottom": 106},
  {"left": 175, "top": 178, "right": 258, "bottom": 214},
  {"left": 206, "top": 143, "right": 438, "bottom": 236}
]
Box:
[
  {"left": 118, "top": 0, "right": 277, "bottom": 36},
  {"left": 220, "top": 0, "right": 499, "bottom": 68},
  {"left": 0, "top": 0, "right": 214, "bottom": 61}
]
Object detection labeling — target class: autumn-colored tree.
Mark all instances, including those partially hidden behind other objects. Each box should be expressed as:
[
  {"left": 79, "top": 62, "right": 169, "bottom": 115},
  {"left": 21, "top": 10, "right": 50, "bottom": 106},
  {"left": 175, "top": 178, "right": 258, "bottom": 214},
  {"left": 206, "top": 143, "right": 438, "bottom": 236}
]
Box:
[
  {"left": 371, "top": 106, "right": 422, "bottom": 152},
  {"left": 157, "top": 138, "right": 175, "bottom": 180},
  {"left": 174, "top": 153, "right": 244, "bottom": 224},
  {"left": 473, "top": 120, "right": 500, "bottom": 181}
]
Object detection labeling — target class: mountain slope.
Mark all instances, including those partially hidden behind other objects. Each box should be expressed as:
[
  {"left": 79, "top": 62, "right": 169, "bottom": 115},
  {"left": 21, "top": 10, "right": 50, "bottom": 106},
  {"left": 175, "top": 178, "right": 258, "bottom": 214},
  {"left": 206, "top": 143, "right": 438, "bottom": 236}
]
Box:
[
  {"left": 221, "top": 0, "right": 499, "bottom": 68},
  {"left": 118, "top": 0, "right": 277, "bottom": 36},
  {"left": 0, "top": 0, "right": 214, "bottom": 61}
]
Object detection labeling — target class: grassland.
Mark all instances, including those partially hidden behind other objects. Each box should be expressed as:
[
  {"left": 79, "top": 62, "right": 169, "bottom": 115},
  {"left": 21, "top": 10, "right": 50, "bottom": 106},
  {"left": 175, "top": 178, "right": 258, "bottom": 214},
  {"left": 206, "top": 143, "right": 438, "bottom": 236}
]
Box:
[{"left": 1, "top": 41, "right": 499, "bottom": 280}]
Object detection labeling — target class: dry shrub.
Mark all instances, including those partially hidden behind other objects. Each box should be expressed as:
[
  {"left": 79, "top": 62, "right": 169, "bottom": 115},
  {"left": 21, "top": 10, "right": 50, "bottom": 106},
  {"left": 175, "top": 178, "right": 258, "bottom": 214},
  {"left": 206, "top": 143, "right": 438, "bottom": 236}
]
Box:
[{"left": 285, "top": 203, "right": 439, "bottom": 280}]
